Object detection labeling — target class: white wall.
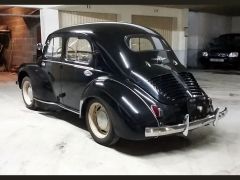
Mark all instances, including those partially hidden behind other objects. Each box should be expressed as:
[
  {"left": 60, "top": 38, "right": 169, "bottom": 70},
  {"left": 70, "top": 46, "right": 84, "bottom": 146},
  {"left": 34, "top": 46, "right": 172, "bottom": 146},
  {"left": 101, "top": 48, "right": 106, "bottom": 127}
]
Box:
[
  {"left": 40, "top": 8, "right": 60, "bottom": 44},
  {"left": 187, "top": 12, "right": 232, "bottom": 68},
  {"left": 12, "top": 5, "right": 240, "bottom": 68},
  {"left": 55, "top": 5, "right": 189, "bottom": 66},
  {"left": 232, "top": 16, "right": 240, "bottom": 33}
]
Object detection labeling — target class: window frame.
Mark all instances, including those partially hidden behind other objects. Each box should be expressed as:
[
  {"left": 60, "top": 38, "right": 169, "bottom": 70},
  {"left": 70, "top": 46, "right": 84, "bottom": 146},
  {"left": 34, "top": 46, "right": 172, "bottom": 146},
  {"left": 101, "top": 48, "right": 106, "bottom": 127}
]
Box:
[
  {"left": 124, "top": 34, "right": 170, "bottom": 53},
  {"left": 65, "top": 35, "right": 94, "bottom": 65},
  {"left": 44, "top": 35, "right": 63, "bottom": 60}
]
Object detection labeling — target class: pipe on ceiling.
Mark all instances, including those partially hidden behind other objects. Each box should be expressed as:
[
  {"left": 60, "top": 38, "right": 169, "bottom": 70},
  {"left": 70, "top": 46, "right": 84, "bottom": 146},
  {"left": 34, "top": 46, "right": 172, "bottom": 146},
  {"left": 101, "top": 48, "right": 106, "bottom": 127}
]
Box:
[{"left": 0, "top": 13, "right": 40, "bottom": 18}]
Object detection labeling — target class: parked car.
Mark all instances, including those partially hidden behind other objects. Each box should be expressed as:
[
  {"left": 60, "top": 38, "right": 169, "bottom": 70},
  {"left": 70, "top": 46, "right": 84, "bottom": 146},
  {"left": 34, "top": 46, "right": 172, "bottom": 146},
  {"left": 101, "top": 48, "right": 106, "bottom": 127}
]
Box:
[
  {"left": 199, "top": 33, "right": 240, "bottom": 69},
  {"left": 17, "top": 22, "right": 227, "bottom": 146}
]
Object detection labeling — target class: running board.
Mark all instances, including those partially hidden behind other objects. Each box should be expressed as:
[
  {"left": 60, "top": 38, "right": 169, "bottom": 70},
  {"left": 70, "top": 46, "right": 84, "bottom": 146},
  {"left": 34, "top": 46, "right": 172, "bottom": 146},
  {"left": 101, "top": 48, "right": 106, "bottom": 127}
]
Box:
[{"left": 34, "top": 98, "right": 80, "bottom": 115}]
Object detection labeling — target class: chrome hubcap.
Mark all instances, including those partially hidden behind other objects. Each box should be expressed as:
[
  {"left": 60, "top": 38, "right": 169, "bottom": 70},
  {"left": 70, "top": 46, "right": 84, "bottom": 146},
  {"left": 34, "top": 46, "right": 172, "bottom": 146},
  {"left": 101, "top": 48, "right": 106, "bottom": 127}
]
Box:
[
  {"left": 88, "top": 102, "right": 110, "bottom": 139},
  {"left": 22, "top": 80, "right": 33, "bottom": 105}
]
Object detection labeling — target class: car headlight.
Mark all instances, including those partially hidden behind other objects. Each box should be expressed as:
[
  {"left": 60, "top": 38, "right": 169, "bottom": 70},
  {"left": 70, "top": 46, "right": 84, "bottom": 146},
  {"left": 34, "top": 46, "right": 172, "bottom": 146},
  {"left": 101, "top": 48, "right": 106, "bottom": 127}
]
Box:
[
  {"left": 229, "top": 52, "right": 239, "bottom": 57},
  {"left": 202, "top": 52, "right": 208, "bottom": 57}
]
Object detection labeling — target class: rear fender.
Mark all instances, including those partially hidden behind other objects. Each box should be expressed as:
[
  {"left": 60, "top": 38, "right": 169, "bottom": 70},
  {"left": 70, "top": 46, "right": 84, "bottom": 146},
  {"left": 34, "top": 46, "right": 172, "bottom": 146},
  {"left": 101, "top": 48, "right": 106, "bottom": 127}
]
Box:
[{"left": 80, "top": 76, "right": 159, "bottom": 140}]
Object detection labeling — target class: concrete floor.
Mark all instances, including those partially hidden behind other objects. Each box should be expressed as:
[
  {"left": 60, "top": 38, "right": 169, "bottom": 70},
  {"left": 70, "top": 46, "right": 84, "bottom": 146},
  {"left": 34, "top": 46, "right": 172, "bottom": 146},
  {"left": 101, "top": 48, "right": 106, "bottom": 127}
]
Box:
[{"left": 0, "top": 70, "right": 240, "bottom": 175}]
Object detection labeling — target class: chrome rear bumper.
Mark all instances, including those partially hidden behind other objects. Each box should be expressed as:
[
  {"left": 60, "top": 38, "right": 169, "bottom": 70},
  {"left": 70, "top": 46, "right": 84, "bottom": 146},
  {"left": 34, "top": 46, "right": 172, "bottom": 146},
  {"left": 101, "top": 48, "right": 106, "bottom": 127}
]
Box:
[{"left": 145, "top": 107, "right": 228, "bottom": 137}]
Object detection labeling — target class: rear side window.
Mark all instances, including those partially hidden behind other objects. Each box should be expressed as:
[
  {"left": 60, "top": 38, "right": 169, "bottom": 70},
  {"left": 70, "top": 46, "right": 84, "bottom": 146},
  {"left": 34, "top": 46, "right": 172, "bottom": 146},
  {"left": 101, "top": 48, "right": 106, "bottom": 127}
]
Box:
[
  {"left": 66, "top": 37, "right": 93, "bottom": 64},
  {"left": 126, "top": 35, "right": 166, "bottom": 52},
  {"left": 45, "top": 37, "right": 62, "bottom": 58},
  {"left": 129, "top": 37, "right": 154, "bottom": 51}
]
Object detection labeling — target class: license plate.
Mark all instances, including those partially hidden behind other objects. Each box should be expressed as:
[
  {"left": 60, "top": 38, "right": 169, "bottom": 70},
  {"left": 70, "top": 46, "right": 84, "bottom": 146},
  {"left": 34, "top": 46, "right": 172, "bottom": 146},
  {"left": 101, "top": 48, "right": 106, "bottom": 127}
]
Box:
[{"left": 210, "top": 58, "right": 224, "bottom": 62}]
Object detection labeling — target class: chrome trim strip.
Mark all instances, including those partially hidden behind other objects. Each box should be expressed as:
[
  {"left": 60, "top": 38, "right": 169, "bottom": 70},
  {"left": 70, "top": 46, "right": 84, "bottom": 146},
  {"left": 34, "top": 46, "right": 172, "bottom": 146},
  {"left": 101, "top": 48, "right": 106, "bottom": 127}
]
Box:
[
  {"left": 34, "top": 98, "right": 80, "bottom": 115},
  {"left": 64, "top": 58, "right": 89, "bottom": 65},
  {"left": 42, "top": 59, "right": 103, "bottom": 72},
  {"left": 79, "top": 100, "right": 83, "bottom": 118},
  {"left": 145, "top": 107, "right": 228, "bottom": 137},
  {"left": 213, "top": 107, "right": 220, "bottom": 126},
  {"left": 182, "top": 114, "right": 189, "bottom": 136}
]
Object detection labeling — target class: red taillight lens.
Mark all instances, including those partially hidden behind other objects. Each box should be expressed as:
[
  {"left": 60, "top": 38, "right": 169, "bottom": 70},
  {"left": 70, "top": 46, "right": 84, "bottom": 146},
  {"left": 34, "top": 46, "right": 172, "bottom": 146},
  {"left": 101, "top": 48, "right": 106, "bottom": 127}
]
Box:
[{"left": 151, "top": 105, "right": 161, "bottom": 118}]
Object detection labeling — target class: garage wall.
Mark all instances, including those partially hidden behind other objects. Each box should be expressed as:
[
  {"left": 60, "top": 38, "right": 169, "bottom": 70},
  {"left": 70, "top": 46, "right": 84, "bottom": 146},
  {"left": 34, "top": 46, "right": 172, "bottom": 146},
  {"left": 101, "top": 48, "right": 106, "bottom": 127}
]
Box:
[
  {"left": 40, "top": 9, "right": 59, "bottom": 45},
  {"left": 0, "top": 7, "right": 40, "bottom": 68},
  {"left": 40, "top": 5, "right": 189, "bottom": 67},
  {"left": 187, "top": 12, "right": 232, "bottom": 68},
  {"left": 232, "top": 16, "right": 240, "bottom": 33},
  {"left": 59, "top": 11, "right": 117, "bottom": 28},
  {"left": 132, "top": 15, "right": 176, "bottom": 46}
]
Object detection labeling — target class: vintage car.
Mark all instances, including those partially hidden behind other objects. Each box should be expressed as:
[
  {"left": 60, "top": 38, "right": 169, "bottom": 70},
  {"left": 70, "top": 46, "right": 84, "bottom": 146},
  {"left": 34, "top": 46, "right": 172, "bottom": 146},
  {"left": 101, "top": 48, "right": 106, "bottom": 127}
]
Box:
[
  {"left": 199, "top": 33, "right": 240, "bottom": 69},
  {"left": 17, "top": 22, "right": 227, "bottom": 146}
]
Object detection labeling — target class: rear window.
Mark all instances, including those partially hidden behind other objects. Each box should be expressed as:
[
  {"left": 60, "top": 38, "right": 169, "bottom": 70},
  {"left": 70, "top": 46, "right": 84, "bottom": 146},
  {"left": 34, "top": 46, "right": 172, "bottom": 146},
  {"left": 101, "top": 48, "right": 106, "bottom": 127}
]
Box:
[{"left": 125, "top": 35, "right": 168, "bottom": 52}]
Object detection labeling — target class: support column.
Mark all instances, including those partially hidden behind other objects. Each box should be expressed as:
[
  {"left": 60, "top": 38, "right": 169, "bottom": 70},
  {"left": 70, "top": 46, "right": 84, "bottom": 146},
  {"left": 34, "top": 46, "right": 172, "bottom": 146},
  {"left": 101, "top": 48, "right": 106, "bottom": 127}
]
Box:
[{"left": 40, "top": 8, "right": 59, "bottom": 44}]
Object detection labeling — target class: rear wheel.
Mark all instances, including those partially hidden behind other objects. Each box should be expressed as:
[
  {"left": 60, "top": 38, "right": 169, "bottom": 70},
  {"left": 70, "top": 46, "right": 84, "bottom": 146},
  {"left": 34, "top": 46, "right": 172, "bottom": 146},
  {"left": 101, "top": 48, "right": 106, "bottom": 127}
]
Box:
[
  {"left": 21, "top": 76, "right": 37, "bottom": 110},
  {"left": 86, "top": 99, "right": 119, "bottom": 146}
]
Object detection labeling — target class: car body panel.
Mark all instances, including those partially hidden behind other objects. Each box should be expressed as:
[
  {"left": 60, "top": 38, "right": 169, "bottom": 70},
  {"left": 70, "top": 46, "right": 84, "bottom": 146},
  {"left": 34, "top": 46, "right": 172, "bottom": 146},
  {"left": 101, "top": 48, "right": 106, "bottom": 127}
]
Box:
[
  {"left": 80, "top": 76, "right": 160, "bottom": 140},
  {"left": 18, "top": 63, "right": 58, "bottom": 103},
  {"left": 17, "top": 22, "right": 224, "bottom": 140}
]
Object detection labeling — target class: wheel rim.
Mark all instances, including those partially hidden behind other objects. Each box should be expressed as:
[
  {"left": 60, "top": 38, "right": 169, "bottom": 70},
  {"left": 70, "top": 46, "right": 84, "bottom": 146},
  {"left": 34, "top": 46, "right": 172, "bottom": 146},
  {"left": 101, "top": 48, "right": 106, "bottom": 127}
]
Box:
[
  {"left": 22, "top": 80, "right": 33, "bottom": 106},
  {"left": 88, "top": 102, "right": 110, "bottom": 139}
]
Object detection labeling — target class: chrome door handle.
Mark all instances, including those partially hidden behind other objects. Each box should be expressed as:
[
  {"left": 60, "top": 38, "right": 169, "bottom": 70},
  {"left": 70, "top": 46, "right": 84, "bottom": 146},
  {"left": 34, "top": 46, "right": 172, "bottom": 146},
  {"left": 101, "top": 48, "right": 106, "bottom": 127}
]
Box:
[
  {"left": 84, "top": 70, "right": 93, "bottom": 76},
  {"left": 41, "top": 61, "right": 46, "bottom": 67}
]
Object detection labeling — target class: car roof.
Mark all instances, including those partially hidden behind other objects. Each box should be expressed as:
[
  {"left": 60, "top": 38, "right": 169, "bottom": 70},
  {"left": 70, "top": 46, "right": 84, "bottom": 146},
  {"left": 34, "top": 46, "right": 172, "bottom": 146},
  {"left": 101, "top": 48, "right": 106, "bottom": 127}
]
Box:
[
  {"left": 50, "top": 22, "right": 158, "bottom": 38},
  {"left": 219, "top": 33, "right": 240, "bottom": 38}
]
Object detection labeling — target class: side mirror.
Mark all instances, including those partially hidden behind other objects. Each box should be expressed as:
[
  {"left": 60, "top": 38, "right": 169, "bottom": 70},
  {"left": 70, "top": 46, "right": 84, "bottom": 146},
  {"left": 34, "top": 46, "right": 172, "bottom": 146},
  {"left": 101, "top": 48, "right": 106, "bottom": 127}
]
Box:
[
  {"left": 37, "top": 43, "right": 43, "bottom": 51},
  {"left": 36, "top": 43, "right": 43, "bottom": 58}
]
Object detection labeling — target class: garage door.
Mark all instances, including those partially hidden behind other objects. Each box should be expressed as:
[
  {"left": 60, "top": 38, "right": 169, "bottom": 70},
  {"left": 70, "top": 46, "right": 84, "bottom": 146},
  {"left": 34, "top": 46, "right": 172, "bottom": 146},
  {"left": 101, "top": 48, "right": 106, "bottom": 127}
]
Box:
[
  {"left": 59, "top": 11, "right": 118, "bottom": 28},
  {"left": 132, "top": 15, "right": 175, "bottom": 46}
]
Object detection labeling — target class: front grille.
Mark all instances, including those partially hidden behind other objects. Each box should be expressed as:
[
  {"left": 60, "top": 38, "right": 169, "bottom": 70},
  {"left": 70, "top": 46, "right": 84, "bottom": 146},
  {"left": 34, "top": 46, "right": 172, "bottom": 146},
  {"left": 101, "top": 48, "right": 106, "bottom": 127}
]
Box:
[
  {"left": 209, "top": 52, "right": 228, "bottom": 58},
  {"left": 150, "top": 72, "right": 204, "bottom": 102}
]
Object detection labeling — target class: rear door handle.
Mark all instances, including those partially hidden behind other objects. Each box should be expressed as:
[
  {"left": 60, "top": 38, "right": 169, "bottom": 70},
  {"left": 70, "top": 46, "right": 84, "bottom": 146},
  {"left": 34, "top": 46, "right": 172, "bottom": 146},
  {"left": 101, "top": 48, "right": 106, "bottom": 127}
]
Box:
[{"left": 41, "top": 61, "right": 46, "bottom": 67}]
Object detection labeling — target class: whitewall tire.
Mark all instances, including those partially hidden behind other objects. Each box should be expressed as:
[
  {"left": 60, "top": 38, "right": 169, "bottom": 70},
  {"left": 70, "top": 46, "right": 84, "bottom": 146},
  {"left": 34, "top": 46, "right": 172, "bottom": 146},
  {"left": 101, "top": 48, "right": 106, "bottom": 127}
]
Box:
[
  {"left": 21, "top": 77, "right": 37, "bottom": 110},
  {"left": 86, "top": 99, "right": 119, "bottom": 146}
]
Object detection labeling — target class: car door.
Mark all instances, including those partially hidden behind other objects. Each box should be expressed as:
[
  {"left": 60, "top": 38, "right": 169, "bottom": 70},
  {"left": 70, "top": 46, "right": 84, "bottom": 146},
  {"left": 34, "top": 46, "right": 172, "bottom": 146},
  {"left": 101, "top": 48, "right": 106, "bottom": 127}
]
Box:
[
  {"left": 42, "top": 35, "right": 63, "bottom": 101},
  {"left": 60, "top": 35, "right": 95, "bottom": 110}
]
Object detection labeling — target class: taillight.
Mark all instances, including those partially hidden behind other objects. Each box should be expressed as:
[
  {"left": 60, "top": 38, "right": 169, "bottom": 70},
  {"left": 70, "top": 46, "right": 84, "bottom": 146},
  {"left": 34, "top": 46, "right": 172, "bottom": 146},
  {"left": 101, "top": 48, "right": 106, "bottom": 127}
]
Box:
[{"left": 151, "top": 105, "right": 161, "bottom": 118}]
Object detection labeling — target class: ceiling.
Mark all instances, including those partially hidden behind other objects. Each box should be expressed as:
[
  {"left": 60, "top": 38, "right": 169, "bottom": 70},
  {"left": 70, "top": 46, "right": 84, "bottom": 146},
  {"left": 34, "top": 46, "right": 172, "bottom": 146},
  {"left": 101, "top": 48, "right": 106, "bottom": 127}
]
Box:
[
  {"left": 1, "top": 4, "right": 240, "bottom": 16},
  {"left": 160, "top": 5, "right": 240, "bottom": 16}
]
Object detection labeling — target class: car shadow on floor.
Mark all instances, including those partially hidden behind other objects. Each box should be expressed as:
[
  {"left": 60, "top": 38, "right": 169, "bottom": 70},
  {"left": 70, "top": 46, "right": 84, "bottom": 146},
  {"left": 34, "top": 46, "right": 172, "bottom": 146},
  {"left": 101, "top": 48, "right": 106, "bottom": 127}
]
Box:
[
  {"left": 38, "top": 109, "right": 219, "bottom": 156},
  {"left": 38, "top": 109, "right": 87, "bottom": 131},
  {"left": 113, "top": 128, "right": 218, "bottom": 156},
  {"left": 190, "top": 68, "right": 240, "bottom": 75}
]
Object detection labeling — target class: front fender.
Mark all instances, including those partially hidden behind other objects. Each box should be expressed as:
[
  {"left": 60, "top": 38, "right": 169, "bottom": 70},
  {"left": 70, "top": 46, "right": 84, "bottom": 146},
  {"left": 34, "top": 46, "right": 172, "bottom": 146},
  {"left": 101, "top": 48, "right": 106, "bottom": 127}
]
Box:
[{"left": 80, "top": 76, "right": 159, "bottom": 140}]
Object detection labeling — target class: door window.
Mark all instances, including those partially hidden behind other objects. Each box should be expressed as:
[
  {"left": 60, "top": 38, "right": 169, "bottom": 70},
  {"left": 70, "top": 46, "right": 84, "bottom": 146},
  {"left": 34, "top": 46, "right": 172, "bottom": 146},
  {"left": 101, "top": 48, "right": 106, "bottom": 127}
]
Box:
[
  {"left": 45, "top": 37, "right": 62, "bottom": 58},
  {"left": 66, "top": 37, "right": 93, "bottom": 64}
]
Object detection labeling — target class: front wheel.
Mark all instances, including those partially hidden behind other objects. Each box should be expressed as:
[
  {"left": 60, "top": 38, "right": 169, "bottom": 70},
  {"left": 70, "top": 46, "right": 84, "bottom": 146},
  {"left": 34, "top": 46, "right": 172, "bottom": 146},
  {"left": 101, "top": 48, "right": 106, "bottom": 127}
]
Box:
[
  {"left": 21, "top": 76, "right": 37, "bottom": 110},
  {"left": 86, "top": 99, "right": 119, "bottom": 146}
]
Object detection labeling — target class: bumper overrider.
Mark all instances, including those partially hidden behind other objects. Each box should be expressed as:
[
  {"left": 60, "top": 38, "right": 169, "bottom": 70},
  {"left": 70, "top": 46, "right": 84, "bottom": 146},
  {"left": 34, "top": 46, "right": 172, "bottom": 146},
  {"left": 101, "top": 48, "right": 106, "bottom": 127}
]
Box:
[{"left": 145, "top": 107, "right": 228, "bottom": 137}]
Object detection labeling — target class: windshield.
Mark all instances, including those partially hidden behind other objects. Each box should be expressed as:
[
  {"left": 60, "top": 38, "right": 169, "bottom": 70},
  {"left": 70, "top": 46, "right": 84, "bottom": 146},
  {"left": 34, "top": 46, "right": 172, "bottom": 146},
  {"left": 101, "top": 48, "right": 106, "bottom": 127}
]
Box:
[{"left": 209, "top": 34, "right": 240, "bottom": 48}]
